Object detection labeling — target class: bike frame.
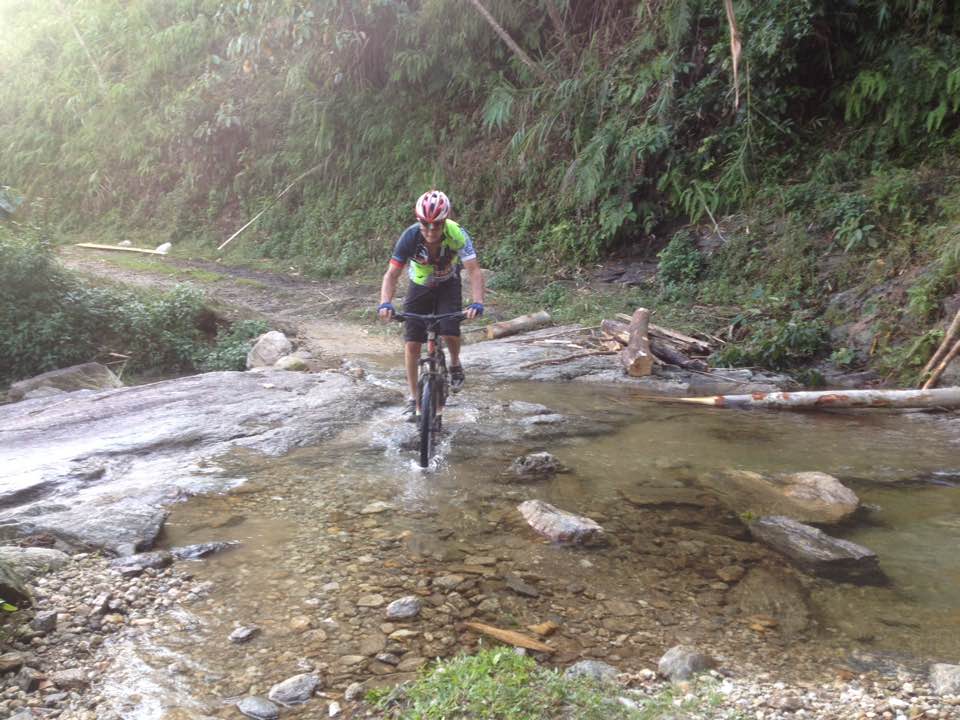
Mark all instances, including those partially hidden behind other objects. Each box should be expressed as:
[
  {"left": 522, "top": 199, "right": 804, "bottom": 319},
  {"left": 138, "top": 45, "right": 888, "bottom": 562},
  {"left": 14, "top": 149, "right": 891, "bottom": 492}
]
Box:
[{"left": 394, "top": 311, "right": 465, "bottom": 467}]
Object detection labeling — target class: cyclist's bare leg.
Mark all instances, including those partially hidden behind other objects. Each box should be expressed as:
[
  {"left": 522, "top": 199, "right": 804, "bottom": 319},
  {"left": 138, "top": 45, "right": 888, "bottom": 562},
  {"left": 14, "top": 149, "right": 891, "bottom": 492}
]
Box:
[
  {"left": 404, "top": 341, "right": 421, "bottom": 403},
  {"left": 444, "top": 336, "right": 461, "bottom": 367}
]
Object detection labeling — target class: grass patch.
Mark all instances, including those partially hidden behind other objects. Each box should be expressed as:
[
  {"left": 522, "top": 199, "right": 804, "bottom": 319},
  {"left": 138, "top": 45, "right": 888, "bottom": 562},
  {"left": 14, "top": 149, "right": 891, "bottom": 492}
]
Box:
[{"left": 371, "top": 647, "right": 739, "bottom": 720}]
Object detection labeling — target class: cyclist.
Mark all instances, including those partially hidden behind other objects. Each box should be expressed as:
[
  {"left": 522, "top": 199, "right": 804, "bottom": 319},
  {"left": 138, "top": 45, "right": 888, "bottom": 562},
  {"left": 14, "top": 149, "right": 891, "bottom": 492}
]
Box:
[{"left": 378, "top": 190, "right": 486, "bottom": 421}]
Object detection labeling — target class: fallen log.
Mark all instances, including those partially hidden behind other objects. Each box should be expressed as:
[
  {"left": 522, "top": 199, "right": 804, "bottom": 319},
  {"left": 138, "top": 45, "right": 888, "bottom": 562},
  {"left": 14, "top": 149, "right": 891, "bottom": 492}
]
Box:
[
  {"left": 76, "top": 243, "right": 166, "bottom": 255},
  {"left": 486, "top": 310, "right": 551, "bottom": 339},
  {"left": 463, "top": 621, "right": 554, "bottom": 653},
  {"left": 672, "top": 387, "right": 960, "bottom": 410},
  {"left": 620, "top": 307, "right": 653, "bottom": 376}
]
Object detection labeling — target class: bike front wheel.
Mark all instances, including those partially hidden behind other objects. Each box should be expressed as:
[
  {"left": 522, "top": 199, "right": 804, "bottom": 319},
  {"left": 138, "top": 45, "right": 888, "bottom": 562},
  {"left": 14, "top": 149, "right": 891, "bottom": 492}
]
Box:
[{"left": 419, "top": 378, "right": 435, "bottom": 468}]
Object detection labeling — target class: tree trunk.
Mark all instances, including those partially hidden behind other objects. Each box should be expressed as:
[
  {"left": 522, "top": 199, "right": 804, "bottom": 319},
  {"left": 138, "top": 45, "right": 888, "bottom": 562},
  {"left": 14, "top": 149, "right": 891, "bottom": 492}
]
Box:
[
  {"left": 602, "top": 319, "right": 707, "bottom": 370},
  {"left": 674, "top": 387, "right": 960, "bottom": 410},
  {"left": 465, "top": 0, "right": 553, "bottom": 84},
  {"left": 620, "top": 308, "right": 653, "bottom": 376},
  {"left": 486, "top": 311, "right": 552, "bottom": 339},
  {"left": 464, "top": 621, "right": 554, "bottom": 653}
]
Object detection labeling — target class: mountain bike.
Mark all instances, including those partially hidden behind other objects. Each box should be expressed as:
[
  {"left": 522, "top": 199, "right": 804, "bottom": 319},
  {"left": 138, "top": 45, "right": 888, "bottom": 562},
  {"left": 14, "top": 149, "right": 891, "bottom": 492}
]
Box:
[{"left": 393, "top": 311, "right": 465, "bottom": 468}]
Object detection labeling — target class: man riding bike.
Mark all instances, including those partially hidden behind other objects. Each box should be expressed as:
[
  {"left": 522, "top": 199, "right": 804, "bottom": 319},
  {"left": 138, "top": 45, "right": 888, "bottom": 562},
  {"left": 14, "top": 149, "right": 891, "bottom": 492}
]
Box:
[{"left": 378, "top": 190, "right": 486, "bottom": 421}]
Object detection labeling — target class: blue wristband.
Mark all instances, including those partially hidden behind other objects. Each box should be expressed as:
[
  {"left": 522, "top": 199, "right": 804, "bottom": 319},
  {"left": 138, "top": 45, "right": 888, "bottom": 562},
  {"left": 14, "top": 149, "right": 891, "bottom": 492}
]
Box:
[
  {"left": 378, "top": 302, "right": 395, "bottom": 313},
  {"left": 467, "top": 303, "right": 484, "bottom": 317}
]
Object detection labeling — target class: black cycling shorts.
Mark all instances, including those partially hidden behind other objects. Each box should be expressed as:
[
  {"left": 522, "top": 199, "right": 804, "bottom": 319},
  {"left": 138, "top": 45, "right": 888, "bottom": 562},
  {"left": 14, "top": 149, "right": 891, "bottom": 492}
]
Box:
[{"left": 402, "top": 277, "right": 463, "bottom": 343}]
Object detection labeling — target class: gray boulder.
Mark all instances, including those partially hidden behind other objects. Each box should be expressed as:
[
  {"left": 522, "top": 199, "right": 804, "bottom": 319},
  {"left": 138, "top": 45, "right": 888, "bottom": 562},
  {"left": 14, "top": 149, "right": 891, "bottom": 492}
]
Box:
[
  {"left": 0, "top": 547, "right": 70, "bottom": 580},
  {"left": 702, "top": 470, "right": 860, "bottom": 524},
  {"left": 267, "top": 673, "right": 321, "bottom": 706},
  {"left": 517, "top": 500, "right": 606, "bottom": 545},
  {"left": 111, "top": 550, "right": 173, "bottom": 576},
  {"left": 728, "top": 567, "right": 811, "bottom": 637},
  {"left": 171, "top": 541, "right": 238, "bottom": 560},
  {"left": 0, "top": 559, "right": 31, "bottom": 608},
  {"left": 749, "top": 516, "right": 885, "bottom": 584},
  {"left": 385, "top": 596, "right": 422, "bottom": 620},
  {"left": 563, "top": 660, "right": 620, "bottom": 684},
  {"left": 237, "top": 696, "right": 279, "bottom": 720},
  {"left": 247, "top": 331, "right": 293, "bottom": 369},
  {"left": 7, "top": 362, "right": 122, "bottom": 402},
  {"left": 658, "top": 645, "right": 716, "bottom": 682},
  {"left": 274, "top": 355, "right": 309, "bottom": 371},
  {"left": 508, "top": 452, "right": 566, "bottom": 479}
]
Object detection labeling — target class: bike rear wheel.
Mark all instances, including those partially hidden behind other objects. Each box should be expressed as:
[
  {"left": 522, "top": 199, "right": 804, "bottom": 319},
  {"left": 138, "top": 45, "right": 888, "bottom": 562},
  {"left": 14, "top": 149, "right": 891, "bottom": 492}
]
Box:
[{"left": 419, "top": 378, "right": 435, "bottom": 468}]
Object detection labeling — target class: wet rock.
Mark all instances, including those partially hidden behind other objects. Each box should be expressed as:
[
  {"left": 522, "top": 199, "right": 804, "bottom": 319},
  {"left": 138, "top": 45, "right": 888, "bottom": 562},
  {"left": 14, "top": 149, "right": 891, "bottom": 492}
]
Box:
[
  {"left": 30, "top": 610, "right": 57, "bottom": 633},
  {"left": 344, "top": 682, "right": 364, "bottom": 701},
  {"left": 357, "top": 593, "right": 385, "bottom": 608},
  {"left": 702, "top": 470, "right": 860, "bottom": 524},
  {"left": 247, "top": 331, "right": 293, "bottom": 369},
  {"left": 49, "top": 668, "right": 89, "bottom": 690},
  {"left": 360, "top": 501, "right": 393, "bottom": 514},
  {"left": 0, "top": 547, "right": 70, "bottom": 580},
  {"left": 289, "top": 615, "right": 313, "bottom": 632},
  {"left": 0, "top": 559, "right": 31, "bottom": 608},
  {"left": 520, "top": 413, "right": 566, "bottom": 426},
  {"left": 433, "top": 575, "right": 464, "bottom": 592},
  {"left": 0, "top": 651, "right": 26, "bottom": 673},
  {"left": 397, "top": 656, "right": 427, "bottom": 672},
  {"left": 0, "top": 370, "right": 395, "bottom": 553},
  {"left": 749, "top": 516, "right": 885, "bottom": 584},
  {"left": 509, "top": 401, "right": 551, "bottom": 415},
  {"left": 564, "top": 660, "right": 620, "bottom": 684},
  {"left": 111, "top": 550, "right": 173, "bottom": 577},
  {"left": 504, "top": 574, "right": 539, "bottom": 598},
  {"left": 385, "top": 596, "right": 421, "bottom": 620},
  {"left": 658, "top": 645, "right": 716, "bottom": 682},
  {"left": 517, "top": 500, "right": 606, "bottom": 545},
  {"left": 229, "top": 626, "right": 260, "bottom": 643},
  {"left": 17, "top": 666, "right": 42, "bottom": 692},
  {"left": 171, "top": 541, "right": 239, "bottom": 560},
  {"left": 728, "top": 567, "right": 810, "bottom": 636},
  {"left": 930, "top": 664, "right": 960, "bottom": 695},
  {"left": 508, "top": 452, "right": 566, "bottom": 479},
  {"left": 267, "top": 673, "right": 320, "bottom": 706},
  {"left": 328, "top": 700, "right": 342, "bottom": 717},
  {"left": 7, "top": 362, "right": 122, "bottom": 402},
  {"left": 716, "top": 565, "right": 746, "bottom": 583},
  {"left": 237, "top": 696, "right": 279, "bottom": 720},
  {"left": 376, "top": 653, "right": 401, "bottom": 666},
  {"left": 274, "top": 355, "right": 309, "bottom": 371}
]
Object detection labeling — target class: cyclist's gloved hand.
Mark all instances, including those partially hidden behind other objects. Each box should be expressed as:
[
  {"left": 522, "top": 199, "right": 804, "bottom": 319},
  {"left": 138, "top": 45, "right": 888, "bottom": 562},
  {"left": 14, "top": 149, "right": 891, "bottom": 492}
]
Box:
[
  {"left": 377, "top": 302, "right": 395, "bottom": 320},
  {"left": 466, "top": 303, "right": 484, "bottom": 318}
]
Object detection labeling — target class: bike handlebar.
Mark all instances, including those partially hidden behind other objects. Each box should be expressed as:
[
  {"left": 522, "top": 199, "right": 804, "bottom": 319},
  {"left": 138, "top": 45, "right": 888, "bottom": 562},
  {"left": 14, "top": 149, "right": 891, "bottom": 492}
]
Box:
[{"left": 391, "top": 311, "right": 467, "bottom": 323}]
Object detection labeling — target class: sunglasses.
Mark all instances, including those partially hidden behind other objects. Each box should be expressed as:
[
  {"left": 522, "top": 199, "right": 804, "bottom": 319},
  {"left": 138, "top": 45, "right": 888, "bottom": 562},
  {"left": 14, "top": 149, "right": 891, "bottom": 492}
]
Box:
[{"left": 419, "top": 221, "right": 444, "bottom": 231}]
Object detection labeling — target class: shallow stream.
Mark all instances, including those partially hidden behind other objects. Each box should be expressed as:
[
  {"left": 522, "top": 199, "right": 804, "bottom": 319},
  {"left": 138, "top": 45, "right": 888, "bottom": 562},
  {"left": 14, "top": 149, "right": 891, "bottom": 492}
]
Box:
[{"left": 99, "top": 380, "right": 960, "bottom": 717}]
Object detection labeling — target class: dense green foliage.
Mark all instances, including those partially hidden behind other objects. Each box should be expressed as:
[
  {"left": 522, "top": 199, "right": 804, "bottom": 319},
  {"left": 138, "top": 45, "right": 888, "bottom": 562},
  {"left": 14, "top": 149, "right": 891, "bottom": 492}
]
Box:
[
  {"left": 2, "top": 0, "right": 959, "bottom": 377},
  {"left": 0, "top": 225, "right": 262, "bottom": 385},
  {"left": 370, "top": 647, "right": 732, "bottom": 719}
]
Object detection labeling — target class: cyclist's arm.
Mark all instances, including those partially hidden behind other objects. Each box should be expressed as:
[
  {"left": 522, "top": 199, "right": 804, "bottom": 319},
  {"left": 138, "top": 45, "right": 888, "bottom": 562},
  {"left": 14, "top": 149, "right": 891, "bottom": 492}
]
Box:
[
  {"left": 463, "top": 257, "right": 485, "bottom": 308},
  {"left": 380, "top": 261, "right": 404, "bottom": 307}
]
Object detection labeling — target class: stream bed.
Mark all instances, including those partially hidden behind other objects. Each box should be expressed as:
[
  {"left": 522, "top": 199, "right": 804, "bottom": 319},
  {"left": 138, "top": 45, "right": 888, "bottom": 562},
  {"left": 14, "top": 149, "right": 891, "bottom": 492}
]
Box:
[{"left": 91, "top": 380, "right": 960, "bottom": 717}]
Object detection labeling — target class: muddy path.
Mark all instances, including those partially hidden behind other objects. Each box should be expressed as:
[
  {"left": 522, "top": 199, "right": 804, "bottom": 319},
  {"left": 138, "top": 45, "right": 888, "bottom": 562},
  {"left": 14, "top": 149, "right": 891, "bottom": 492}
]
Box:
[{"left": 59, "top": 246, "right": 399, "bottom": 364}]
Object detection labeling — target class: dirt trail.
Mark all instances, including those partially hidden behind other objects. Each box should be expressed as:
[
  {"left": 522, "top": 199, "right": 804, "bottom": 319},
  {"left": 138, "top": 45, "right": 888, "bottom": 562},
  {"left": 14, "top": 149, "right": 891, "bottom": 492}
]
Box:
[{"left": 59, "top": 246, "right": 399, "bottom": 362}]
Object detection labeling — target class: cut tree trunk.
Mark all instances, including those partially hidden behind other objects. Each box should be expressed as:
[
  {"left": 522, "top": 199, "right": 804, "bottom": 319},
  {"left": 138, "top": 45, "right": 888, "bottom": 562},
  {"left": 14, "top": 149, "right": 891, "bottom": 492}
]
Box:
[
  {"left": 620, "top": 308, "right": 653, "bottom": 376},
  {"left": 486, "top": 311, "right": 552, "bottom": 340},
  {"left": 673, "top": 387, "right": 960, "bottom": 410},
  {"left": 602, "top": 318, "right": 707, "bottom": 370},
  {"left": 920, "top": 308, "right": 960, "bottom": 385}
]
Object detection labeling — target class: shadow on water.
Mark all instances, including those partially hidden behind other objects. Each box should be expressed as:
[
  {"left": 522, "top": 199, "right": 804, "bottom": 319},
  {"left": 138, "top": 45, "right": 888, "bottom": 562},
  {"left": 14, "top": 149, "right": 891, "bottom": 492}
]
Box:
[{"left": 99, "top": 381, "right": 960, "bottom": 717}]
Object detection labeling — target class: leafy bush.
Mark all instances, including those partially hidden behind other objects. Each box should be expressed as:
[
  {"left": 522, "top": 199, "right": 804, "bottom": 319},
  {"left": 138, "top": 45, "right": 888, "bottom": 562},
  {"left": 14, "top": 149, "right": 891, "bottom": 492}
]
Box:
[
  {"left": 0, "top": 229, "right": 214, "bottom": 385},
  {"left": 713, "top": 317, "right": 829, "bottom": 370},
  {"left": 657, "top": 230, "right": 704, "bottom": 289},
  {"left": 198, "top": 319, "right": 269, "bottom": 371}
]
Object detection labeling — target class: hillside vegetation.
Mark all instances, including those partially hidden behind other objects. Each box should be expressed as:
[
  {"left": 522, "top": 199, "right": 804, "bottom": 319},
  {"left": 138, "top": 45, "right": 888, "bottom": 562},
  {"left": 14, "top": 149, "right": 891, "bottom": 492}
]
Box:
[{"left": 1, "top": 0, "right": 959, "bottom": 383}]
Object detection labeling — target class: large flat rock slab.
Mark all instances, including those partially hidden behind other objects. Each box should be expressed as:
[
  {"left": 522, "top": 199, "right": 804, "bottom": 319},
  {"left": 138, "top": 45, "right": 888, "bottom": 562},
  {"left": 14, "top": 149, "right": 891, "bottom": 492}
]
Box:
[{"left": 0, "top": 370, "right": 396, "bottom": 553}]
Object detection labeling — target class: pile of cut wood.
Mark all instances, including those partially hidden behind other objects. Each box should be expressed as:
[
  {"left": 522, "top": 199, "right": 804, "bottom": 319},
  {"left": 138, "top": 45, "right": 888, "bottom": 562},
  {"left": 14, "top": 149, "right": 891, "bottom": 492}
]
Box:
[
  {"left": 600, "top": 308, "right": 716, "bottom": 376},
  {"left": 502, "top": 307, "right": 717, "bottom": 375}
]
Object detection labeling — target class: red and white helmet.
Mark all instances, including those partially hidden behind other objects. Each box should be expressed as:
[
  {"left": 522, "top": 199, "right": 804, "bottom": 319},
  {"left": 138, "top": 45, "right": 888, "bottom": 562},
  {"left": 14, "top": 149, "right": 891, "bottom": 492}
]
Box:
[{"left": 415, "top": 190, "right": 451, "bottom": 224}]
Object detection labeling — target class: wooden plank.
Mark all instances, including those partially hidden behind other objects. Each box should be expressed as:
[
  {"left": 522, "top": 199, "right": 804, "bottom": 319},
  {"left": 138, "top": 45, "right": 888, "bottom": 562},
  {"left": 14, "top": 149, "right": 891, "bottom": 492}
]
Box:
[
  {"left": 76, "top": 243, "right": 166, "bottom": 255},
  {"left": 463, "top": 621, "right": 555, "bottom": 653}
]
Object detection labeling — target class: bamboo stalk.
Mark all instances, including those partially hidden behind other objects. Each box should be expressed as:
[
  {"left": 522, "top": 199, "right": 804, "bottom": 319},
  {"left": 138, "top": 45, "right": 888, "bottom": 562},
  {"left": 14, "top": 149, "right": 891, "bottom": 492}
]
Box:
[
  {"left": 920, "top": 308, "right": 960, "bottom": 380},
  {"left": 76, "top": 243, "right": 166, "bottom": 255},
  {"left": 922, "top": 338, "right": 960, "bottom": 390}
]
